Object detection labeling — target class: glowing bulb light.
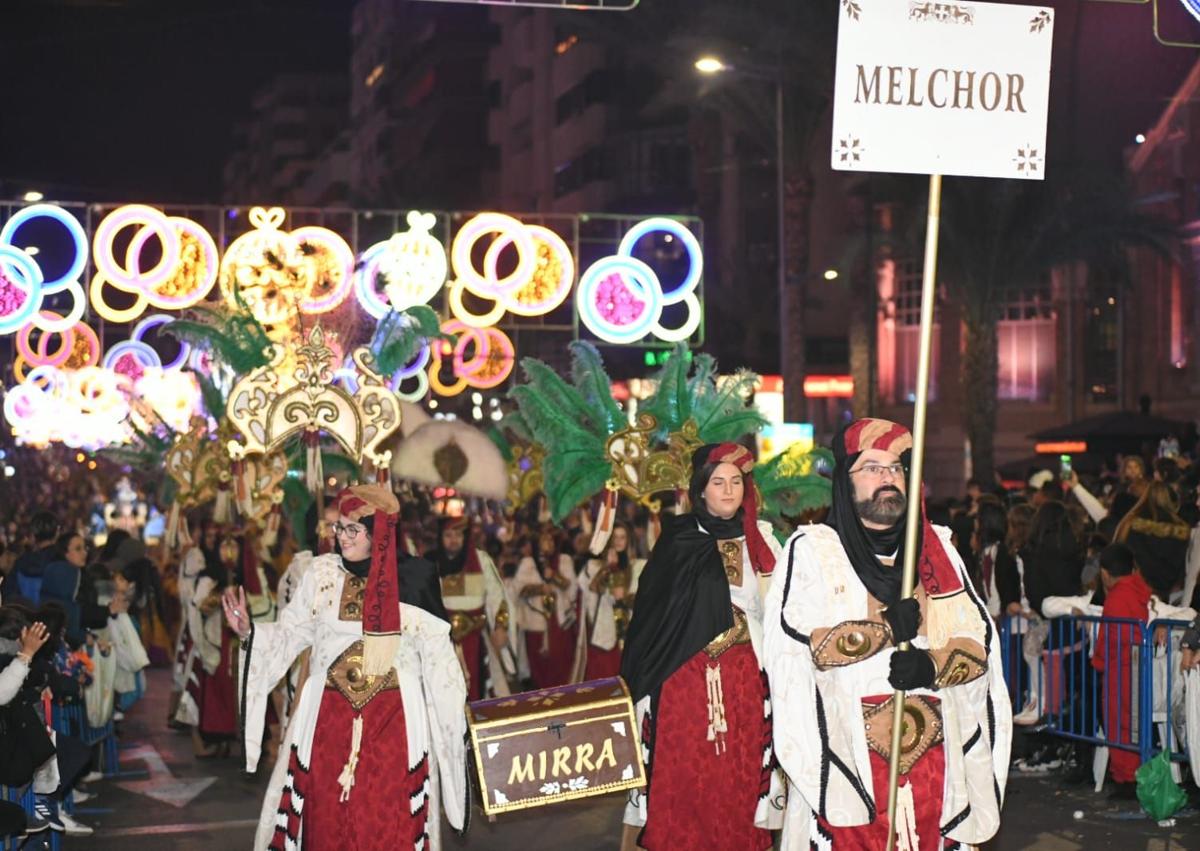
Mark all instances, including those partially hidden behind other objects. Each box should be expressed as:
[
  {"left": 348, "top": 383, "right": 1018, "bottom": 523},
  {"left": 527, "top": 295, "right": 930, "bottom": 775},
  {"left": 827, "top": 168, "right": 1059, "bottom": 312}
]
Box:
[{"left": 354, "top": 211, "right": 447, "bottom": 319}]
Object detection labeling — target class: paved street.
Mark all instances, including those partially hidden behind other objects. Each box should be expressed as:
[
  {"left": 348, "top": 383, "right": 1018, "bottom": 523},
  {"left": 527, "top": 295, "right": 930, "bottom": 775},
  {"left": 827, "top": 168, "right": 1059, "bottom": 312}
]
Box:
[{"left": 61, "top": 669, "right": 1200, "bottom": 850}]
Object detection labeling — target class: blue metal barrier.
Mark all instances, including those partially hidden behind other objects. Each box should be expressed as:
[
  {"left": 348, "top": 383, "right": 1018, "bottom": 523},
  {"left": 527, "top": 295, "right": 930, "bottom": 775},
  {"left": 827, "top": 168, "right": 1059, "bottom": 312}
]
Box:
[
  {"left": 1000, "top": 612, "right": 1199, "bottom": 773},
  {"left": 1140, "top": 618, "right": 1192, "bottom": 766}
]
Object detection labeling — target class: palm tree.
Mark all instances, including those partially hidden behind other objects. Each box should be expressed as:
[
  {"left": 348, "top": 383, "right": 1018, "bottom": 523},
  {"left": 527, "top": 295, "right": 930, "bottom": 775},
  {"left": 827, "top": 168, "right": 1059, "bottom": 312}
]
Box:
[{"left": 928, "top": 171, "right": 1175, "bottom": 484}]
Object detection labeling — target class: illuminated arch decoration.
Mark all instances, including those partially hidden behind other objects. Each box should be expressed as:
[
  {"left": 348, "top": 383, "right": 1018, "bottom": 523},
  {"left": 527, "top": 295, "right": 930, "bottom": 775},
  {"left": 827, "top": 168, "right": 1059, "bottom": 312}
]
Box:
[
  {"left": 225, "top": 325, "right": 401, "bottom": 473},
  {"left": 576, "top": 217, "right": 703, "bottom": 345},
  {"left": 3, "top": 365, "right": 131, "bottom": 449},
  {"left": 446, "top": 213, "right": 575, "bottom": 328},
  {"left": 15, "top": 315, "right": 101, "bottom": 373},
  {"left": 130, "top": 368, "right": 202, "bottom": 434},
  {"left": 0, "top": 245, "right": 45, "bottom": 335},
  {"left": 355, "top": 211, "right": 448, "bottom": 319},
  {"left": 427, "top": 319, "right": 515, "bottom": 397},
  {"left": 0, "top": 204, "right": 89, "bottom": 295},
  {"left": 90, "top": 205, "right": 219, "bottom": 322},
  {"left": 219, "top": 207, "right": 354, "bottom": 329}
]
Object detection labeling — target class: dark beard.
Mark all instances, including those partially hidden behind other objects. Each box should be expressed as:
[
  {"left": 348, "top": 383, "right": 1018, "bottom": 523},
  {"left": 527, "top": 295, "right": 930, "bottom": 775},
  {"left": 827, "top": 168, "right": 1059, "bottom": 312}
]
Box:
[{"left": 855, "top": 487, "right": 906, "bottom": 526}]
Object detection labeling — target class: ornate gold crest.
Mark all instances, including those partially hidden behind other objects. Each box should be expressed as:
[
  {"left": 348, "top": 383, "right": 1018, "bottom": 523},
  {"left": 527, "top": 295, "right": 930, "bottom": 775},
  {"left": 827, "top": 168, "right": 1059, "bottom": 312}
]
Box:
[
  {"left": 506, "top": 444, "right": 545, "bottom": 509},
  {"left": 603, "top": 415, "right": 702, "bottom": 509},
  {"left": 225, "top": 325, "right": 401, "bottom": 470}
]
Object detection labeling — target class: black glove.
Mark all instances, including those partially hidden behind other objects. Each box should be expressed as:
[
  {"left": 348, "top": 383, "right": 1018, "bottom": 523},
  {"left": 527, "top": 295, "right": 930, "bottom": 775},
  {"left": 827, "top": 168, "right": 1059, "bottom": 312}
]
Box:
[
  {"left": 882, "top": 598, "right": 922, "bottom": 645},
  {"left": 888, "top": 648, "right": 937, "bottom": 690}
]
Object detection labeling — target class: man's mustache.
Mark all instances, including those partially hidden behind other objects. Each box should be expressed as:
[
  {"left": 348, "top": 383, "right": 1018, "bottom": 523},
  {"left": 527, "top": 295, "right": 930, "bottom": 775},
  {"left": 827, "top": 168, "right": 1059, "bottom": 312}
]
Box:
[{"left": 873, "top": 486, "right": 904, "bottom": 500}]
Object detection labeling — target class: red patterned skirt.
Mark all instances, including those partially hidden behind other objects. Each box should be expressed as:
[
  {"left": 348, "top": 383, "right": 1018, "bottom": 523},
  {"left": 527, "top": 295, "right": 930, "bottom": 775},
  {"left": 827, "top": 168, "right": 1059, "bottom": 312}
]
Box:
[
  {"left": 525, "top": 617, "right": 577, "bottom": 689},
  {"left": 816, "top": 696, "right": 946, "bottom": 850},
  {"left": 198, "top": 630, "right": 237, "bottom": 741},
  {"left": 639, "top": 643, "right": 772, "bottom": 851},
  {"left": 271, "top": 687, "right": 430, "bottom": 851}
]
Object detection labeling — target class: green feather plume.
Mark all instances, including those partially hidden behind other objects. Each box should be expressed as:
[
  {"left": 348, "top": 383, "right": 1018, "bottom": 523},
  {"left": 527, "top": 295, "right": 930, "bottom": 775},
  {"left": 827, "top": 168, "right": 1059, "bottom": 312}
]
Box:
[
  {"left": 165, "top": 299, "right": 273, "bottom": 375},
  {"left": 569, "top": 342, "right": 627, "bottom": 435},
  {"left": 371, "top": 305, "right": 451, "bottom": 376}
]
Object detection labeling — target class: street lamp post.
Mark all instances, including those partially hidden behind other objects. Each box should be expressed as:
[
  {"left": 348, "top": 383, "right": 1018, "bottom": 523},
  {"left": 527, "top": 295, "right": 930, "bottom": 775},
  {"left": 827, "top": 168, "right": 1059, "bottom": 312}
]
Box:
[{"left": 695, "top": 56, "right": 802, "bottom": 422}]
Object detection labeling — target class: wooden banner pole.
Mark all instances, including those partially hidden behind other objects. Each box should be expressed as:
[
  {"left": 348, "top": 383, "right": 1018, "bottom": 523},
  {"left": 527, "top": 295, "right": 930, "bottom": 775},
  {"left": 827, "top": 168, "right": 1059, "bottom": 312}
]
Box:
[{"left": 884, "top": 171, "right": 942, "bottom": 851}]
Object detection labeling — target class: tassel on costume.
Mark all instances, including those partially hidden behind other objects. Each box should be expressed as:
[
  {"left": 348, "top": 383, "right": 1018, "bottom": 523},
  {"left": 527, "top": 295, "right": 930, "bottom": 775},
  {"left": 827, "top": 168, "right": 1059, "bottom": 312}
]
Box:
[
  {"left": 362, "top": 633, "right": 399, "bottom": 678},
  {"left": 337, "top": 714, "right": 365, "bottom": 802},
  {"left": 705, "top": 663, "right": 728, "bottom": 755},
  {"left": 895, "top": 782, "right": 920, "bottom": 850},
  {"left": 588, "top": 488, "right": 617, "bottom": 556},
  {"left": 305, "top": 431, "right": 323, "bottom": 495},
  {"left": 232, "top": 458, "right": 252, "bottom": 516},
  {"left": 261, "top": 505, "right": 281, "bottom": 548}
]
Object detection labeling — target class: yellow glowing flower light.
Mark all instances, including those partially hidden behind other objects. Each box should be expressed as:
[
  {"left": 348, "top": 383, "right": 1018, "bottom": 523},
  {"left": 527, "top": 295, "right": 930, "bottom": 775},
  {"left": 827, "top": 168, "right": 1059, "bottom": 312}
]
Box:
[{"left": 445, "top": 213, "right": 575, "bottom": 328}]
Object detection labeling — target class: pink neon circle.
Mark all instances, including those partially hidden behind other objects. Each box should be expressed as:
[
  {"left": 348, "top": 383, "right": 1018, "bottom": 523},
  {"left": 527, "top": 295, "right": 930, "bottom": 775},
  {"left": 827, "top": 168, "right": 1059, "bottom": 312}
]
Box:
[
  {"left": 17, "top": 318, "right": 73, "bottom": 368},
  {"left": 94, "top": 206, "right": 181, "bottom": 292},
  {"left": 453, "top": 214, "right": 537, "bottom": 299},
  {"left": 450, "top": 323, "right": 514, "bottom": 388}
]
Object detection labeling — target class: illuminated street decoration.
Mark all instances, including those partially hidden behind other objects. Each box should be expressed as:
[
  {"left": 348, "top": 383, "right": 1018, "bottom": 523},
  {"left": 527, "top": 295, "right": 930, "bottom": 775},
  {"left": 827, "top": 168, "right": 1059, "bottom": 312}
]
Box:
[
  {"left": 446, "top": 213, "right": 575, "bottom": 327},
  {"left": 354, "top": 211, "right": 448, "bottom": 319},
  {"left": 0, "top": 203, "right": 89, "bottom": 294},
  {"left": 576, "top": 217, "right": 703, "bottom": 344},
  {"left": 427, "top": 319, "right": 515, "bottom": 396},
  {"left": 3, "top": 365, "right": 131, "bottom": 449},
  {"left": 90, "top": 205, "right": 218, "bottom": 321},
  {"left": 15, "top": 315, "right": 100, "bottom": 371},
  {"left": 131, "top": 313, "right": 191, "bottom": 371},
  {"left": 0, "top": 245, "right": 44, "bottom": 335},
  {"left": 219, "top": 207, "right": 353, "bottom": 327}
]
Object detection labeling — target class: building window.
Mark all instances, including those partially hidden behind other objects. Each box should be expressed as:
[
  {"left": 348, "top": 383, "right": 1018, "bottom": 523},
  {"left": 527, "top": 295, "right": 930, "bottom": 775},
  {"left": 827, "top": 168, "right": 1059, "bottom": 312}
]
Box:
[
  {"left": 555, "top": 70, "right": 609, "bottom": 126},
  {"left": 554, "top": 146, "right": 608, "bottom": 198},
  {"left": 365, "top": 63, "right": 384, "bottom": 88},
  {"left": 888, "top": 258, "right": 940, "bottom": 404},
  {"left": 1085, "top": 286, "right": 1119, "bottom": 402},
  {"left": 997, "top": 286, "right": 1055, "bottom": 402}
]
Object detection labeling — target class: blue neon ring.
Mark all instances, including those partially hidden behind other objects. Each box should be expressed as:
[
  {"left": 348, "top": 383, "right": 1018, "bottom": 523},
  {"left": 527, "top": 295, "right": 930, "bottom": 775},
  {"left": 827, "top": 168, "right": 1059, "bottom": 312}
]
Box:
[
  {"left": 102, "top": 339, "right": 162, "bottom": 372},
  {"left": 617, "top": 217, "right": 702, "bottom": 306},
  {"left": 0, "top": 246, "right": 45, "bottom": 335},
  {"left": 576, "top": 256, "right": 663, "bottom": 344},
  {"left": 354, "top": 242, "right": 391, "bottom": 320},
  {"left": 132, "top": 314, "right": 190, "bottom": 371},
  {"left": 0, "top": 205, "right": 88, "bottom": 295}
]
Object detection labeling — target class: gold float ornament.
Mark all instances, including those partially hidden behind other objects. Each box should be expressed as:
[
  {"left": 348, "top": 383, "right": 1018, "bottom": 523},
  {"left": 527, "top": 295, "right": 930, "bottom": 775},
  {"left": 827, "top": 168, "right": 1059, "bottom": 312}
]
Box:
[
  {"left": 225, "top": 325, "right": 401, "bottom": 480},
  {"left": 165, "top": 417, "right": 223, "bottom": 511},
  {"left": 603, "top": 414, "right": 702, "bottom": 510},
  {"left": 506, "top": 444, "right": 546, "bottom": 509}
]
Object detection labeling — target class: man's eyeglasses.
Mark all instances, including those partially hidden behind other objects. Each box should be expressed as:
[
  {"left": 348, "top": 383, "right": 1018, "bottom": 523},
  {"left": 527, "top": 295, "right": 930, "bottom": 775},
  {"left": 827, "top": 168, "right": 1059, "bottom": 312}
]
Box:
[
  {"left": 332, "top": 522, "right": 364, "bottom": 540},
  {"left": 849, "top": 463, "right": 906, "bottom": 480}
]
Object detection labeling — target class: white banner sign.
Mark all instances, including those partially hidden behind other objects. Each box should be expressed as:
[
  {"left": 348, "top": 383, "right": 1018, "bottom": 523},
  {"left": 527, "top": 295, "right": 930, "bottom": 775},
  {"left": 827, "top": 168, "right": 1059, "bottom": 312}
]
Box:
[{"left": 831, "top": 0, "right": 1054, "bottom": 180}]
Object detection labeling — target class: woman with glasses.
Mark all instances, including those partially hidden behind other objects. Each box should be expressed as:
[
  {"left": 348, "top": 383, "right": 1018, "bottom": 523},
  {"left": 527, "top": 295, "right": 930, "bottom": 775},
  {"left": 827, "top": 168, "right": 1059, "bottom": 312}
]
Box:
[{"left": 224, "top": 485, "right": 466, "bottom": 851}]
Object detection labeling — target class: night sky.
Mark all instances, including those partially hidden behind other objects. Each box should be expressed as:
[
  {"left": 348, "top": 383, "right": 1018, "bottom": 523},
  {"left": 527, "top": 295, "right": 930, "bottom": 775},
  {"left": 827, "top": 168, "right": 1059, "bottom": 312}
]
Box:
[
  {"left": 2, "top": 0, "right": 1199, "bottom": 205},
  {"left": 1, "top": 0, "right": 350, "bottom": 203}
]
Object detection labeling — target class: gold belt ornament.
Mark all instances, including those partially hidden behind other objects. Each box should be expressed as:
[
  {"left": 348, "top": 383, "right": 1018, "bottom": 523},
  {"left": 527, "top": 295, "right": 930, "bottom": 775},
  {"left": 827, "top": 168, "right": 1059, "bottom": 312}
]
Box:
[
  {"left": 325, "top": 640, "right": 398, "bottom": 710},
  {"left": 704, "top": 608, "right": 750, "bottom": 660},
  {"left": 862, "top": 695, "right": 943, "bottom": 775},
  {"left": 450, "top": 610, "right": 489, "bottom": 643}
]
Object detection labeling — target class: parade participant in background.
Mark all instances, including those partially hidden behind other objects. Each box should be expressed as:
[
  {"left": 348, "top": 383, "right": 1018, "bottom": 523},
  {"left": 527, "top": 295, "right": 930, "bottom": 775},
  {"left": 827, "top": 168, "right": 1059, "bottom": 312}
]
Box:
[
  {"left": 1091, "top": 543, "right": 1151, "bottom": 799},
  {"left": 765, "top": 418, "right": 1011, "bottom": 850},
  {"left": 168, "top": 516, "right": 207, "bottom": 728},
  {"left": 226, "top": 485, "right": 467, "bottom": 851},
  {"left": 11, "top": 511, "right": 60, "bottom": 606},
  {"left": 513, "top": 527, "right": 577, "bottom": 688},
  {"left": 620, "top": 444, "right": 784, "bottom": 851},
  {"left": 188, "top": 529, "right": 239, "bottom": 758},
  {"left": 577, "top": 521, "right": 644, "bottom": 681},
  {"left": 425, "top": 515, "right": 515, "bottom": 699}
]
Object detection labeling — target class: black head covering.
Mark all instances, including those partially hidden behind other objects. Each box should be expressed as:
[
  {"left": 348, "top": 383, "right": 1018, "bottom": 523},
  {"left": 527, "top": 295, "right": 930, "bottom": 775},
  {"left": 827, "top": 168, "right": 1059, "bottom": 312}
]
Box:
[
  {"left": 828, "top": 422, "right": 921, "bottom": 607},
  {"left": 620, "top": 444, "right": 741, "bottom": 703}
]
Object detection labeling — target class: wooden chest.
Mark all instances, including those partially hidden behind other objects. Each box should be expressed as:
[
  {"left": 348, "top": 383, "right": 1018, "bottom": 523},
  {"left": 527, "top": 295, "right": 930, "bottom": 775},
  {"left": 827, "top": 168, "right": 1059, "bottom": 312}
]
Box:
[{"left": 467, "top": 677, "right": 646, "bottom": 815}]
